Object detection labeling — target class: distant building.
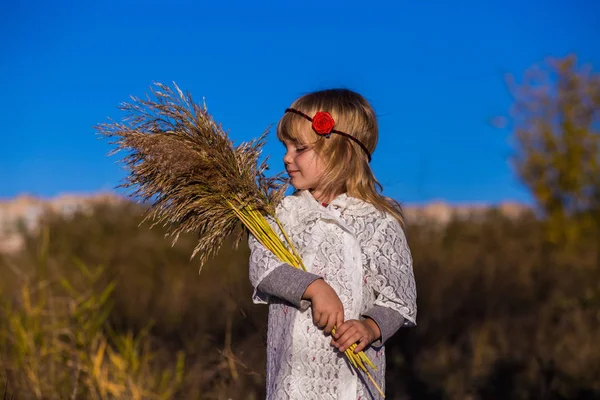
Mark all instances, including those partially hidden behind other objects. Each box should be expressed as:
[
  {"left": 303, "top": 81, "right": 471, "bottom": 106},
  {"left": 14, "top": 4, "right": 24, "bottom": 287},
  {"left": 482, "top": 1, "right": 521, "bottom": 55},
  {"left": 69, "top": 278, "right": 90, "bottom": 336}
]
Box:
[
  {"left": 0, "top": 192, "right": 124, "bottom": 253},
  {"left": 402, "top": 201, "right": 529, "bottom": 225}
]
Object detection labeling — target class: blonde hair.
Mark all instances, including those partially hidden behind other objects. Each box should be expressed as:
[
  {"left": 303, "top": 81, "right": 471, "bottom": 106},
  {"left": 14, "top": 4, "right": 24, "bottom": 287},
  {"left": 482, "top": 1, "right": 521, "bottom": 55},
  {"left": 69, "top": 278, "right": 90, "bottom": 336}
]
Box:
[{"left": 277, "top": 88, "right": 404, "bottom": 226}]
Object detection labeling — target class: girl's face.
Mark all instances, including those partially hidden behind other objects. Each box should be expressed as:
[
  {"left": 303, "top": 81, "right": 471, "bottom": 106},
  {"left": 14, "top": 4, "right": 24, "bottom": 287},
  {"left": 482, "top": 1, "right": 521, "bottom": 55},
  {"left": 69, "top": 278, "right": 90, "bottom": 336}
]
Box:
[{"left": 282, "top": 136, "right": 326, "bottom": 196}]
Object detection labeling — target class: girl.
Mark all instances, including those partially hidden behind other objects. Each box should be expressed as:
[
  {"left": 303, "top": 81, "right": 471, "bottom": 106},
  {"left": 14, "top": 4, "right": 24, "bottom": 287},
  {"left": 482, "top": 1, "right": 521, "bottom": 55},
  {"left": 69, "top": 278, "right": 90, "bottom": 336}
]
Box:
[{"left": 249, "top": 89, "right": 417, "bottom": 399}]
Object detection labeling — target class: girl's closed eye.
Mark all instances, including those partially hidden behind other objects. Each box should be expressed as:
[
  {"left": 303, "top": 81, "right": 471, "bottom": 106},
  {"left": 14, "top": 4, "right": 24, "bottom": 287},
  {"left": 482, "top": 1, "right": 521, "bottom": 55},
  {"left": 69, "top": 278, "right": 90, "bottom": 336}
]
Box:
[{"left": 283, "top": 140, "right": 311, "bottom": 154}]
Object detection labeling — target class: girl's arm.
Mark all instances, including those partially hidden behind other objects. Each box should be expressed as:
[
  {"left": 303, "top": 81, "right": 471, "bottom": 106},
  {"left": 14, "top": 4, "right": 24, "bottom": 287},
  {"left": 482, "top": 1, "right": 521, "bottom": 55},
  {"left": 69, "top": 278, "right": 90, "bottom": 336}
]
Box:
[
  {"left": 249, "top": 233, "right": 345, "bottom": 332},
  {"left": 248, "top": 233, "right": 321, "bottom": 309},
  {"left": 333, "top": 216, "right": 416, "bottom": 352},
  {"left": 363, "top": 216, "right": 417, "bottom": 344},
  {"left": 361, "top": 306, "right": 405, "bottom": 346}
]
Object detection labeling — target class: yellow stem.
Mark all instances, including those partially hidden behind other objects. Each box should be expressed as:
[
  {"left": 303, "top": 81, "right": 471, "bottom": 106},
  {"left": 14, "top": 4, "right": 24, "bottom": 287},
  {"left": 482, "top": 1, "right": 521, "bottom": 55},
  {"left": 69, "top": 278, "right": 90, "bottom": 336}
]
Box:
[
  {"left": 365, "top": 371, "right": 385, "bottom": 398},
  {"left": 359, "top": 351, "right": 377, "bottom": 371},
  {"left": 272, "top": 216, "right": 306, "bottom": 271},
  {"left": 344, "top": 349, "right": 358, "bottom": 369}
]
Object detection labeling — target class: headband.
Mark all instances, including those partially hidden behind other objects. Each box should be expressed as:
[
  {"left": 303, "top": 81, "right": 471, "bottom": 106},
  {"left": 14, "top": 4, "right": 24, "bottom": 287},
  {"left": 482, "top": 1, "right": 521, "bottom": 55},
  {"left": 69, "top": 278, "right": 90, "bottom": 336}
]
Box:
[{"left": 284, "top": 108, "right": 372, "bottom": 162}]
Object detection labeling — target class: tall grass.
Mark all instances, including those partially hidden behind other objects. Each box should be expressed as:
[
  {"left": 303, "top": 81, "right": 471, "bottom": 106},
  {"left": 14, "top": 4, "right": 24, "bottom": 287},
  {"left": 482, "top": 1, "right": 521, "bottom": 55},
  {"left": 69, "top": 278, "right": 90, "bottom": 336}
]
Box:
[
  {"left": 1, "top": 202, "right": 599, "bottom": 399},
  {"left": 0, "top": 227, "right": 184, "bottom": 399}
]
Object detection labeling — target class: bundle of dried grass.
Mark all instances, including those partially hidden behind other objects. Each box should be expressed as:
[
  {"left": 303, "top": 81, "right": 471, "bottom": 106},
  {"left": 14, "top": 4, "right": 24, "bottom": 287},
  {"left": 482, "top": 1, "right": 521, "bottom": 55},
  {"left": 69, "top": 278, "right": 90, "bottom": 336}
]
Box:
[
  {"left": 96, "top": 83, "right": 290, "bottom": 270},
  {"left": 96, "top": 83, "right": 383, "bottom": 397}
]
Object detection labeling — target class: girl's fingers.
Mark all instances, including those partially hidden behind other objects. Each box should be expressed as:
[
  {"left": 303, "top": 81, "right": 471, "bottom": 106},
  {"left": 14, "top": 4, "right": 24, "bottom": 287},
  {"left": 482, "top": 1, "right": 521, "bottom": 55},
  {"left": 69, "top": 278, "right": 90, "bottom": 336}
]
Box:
[
  {"left": 313, "top": 312, "right": 322, "bottom": 326},
  {"left": 336, "top": 326, "right": 358, "bottom": 349},
  {"left": 334, "top": 320, "right": 357, "bottom": 342},
  {"left": 334, "top": 320, "right": 352, "bottom": 338},
  {"left": 340, "top": 332, "right": 363, "bottom": 352},
  {"left": 353, "top": 337, "right": 368, "bottom": 353},
  {"left": 336, "top": 312, "right": 344, "bottom": 332},
  {"left": 331, "top": 320, "right": 372, "bottom": 352},
  {"left": 317, "top": 313, "right": 328, "bottom": 328},
  {"left": 324, "top": 315, "right": 336, "bottom": 334}
]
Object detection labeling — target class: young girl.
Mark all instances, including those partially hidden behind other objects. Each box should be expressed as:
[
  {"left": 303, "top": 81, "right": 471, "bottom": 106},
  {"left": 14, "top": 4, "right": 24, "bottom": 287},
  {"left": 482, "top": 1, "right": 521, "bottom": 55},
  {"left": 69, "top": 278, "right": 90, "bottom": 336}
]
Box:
[{"left": 249, "top": 89, "right": 417, "bottom": 399}]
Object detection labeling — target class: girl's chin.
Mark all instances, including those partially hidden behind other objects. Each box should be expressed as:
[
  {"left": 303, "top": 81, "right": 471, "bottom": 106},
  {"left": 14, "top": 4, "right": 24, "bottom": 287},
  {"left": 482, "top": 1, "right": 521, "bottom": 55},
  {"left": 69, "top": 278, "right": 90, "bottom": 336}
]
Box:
[
  {"left": 289, "top": 181, "right": 308, "bottom": 191},
  {"left": 288, "top": 177, "right": 317, "bottom": 192}
]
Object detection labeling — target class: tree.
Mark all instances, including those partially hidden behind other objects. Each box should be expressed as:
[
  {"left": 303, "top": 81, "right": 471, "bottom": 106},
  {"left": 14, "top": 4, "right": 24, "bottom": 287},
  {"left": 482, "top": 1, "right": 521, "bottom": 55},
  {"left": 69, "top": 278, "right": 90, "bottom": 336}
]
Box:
[{"left": 506, "top": 55, "right": 600, "bottom": 245}]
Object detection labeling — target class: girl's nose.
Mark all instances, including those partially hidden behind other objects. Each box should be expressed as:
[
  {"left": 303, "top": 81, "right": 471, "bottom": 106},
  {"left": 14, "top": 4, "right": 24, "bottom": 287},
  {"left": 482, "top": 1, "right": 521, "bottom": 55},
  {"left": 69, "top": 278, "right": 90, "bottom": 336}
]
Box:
[{"left": 283, "top": 151, "right": 293, "bottom": 165}]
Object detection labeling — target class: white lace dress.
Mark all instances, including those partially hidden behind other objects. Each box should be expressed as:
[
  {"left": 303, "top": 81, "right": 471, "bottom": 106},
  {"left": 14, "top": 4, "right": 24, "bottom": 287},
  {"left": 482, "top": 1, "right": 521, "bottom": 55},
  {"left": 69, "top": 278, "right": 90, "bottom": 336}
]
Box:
[{"left": 249, "top": 190, "right": 417, "bottom": 400}]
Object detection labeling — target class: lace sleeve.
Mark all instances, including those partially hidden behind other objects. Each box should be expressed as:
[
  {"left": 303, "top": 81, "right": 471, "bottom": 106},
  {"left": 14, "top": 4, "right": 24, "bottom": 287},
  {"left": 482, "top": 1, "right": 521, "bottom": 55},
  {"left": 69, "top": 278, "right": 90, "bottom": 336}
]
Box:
[
  {"left": 369, "top": 217, "right": 417, "bottom": 327},
  {"left": 248, "top": 231, "right": 286, "bottom": 305}
]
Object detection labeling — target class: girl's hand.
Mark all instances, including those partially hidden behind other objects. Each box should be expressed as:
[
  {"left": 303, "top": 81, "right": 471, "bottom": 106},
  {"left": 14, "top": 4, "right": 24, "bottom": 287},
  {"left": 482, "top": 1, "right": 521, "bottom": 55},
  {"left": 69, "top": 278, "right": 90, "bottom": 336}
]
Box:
[
  {"left": 331, "top": 318, "right": 381, "bottom": 353},
  {"left": 302, "top": 279, "right": 344, "bottom": 334}
]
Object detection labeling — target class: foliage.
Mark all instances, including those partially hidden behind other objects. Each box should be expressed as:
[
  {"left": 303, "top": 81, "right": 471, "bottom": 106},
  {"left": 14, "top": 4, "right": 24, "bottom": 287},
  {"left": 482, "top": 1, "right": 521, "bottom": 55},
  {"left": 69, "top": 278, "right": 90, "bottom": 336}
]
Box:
[
  {"left": 0, "top": 226, "right": 184, "bottom": 399},
  {"left": 2, "top": 201, "right": 599, "bottom": 399},
  {"left": 507, "top": 54, "right": 600, "bottom": 245},
  {"left": 1, "top": 203, "right": 267, "bottom": 399}
]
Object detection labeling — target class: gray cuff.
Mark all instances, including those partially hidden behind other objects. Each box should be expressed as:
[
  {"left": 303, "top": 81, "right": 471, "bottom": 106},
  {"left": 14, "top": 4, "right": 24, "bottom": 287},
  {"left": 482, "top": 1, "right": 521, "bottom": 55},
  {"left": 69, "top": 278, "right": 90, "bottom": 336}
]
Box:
[
  {"left": 362, "top": 305, "right": 405, "bottom": 346},
  {"left": 257, "top": 263, "right": 322, "bottom": 309}
]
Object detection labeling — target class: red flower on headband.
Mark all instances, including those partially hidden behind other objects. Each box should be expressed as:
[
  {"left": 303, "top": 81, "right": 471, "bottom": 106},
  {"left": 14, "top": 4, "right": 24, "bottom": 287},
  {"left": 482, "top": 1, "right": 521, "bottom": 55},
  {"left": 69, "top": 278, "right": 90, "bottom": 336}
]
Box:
[{"left": 312, "top": 111, "right": 335, "bottom": 135}]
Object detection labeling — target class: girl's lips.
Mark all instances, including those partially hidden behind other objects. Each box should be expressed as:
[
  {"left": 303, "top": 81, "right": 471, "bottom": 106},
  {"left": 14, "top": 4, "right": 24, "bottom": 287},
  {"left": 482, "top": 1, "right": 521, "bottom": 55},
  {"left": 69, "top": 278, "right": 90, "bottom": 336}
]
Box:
[{"left": 287, "top": 170, "right": 299, "bottom": 174}]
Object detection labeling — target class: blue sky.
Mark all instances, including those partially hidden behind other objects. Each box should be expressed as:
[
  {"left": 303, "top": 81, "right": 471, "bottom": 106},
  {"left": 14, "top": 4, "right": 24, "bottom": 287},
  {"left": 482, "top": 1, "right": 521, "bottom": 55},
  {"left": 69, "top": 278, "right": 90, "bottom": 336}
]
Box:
[{"left": 1, "top": 0, "right": 598, "bottom": 204}]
